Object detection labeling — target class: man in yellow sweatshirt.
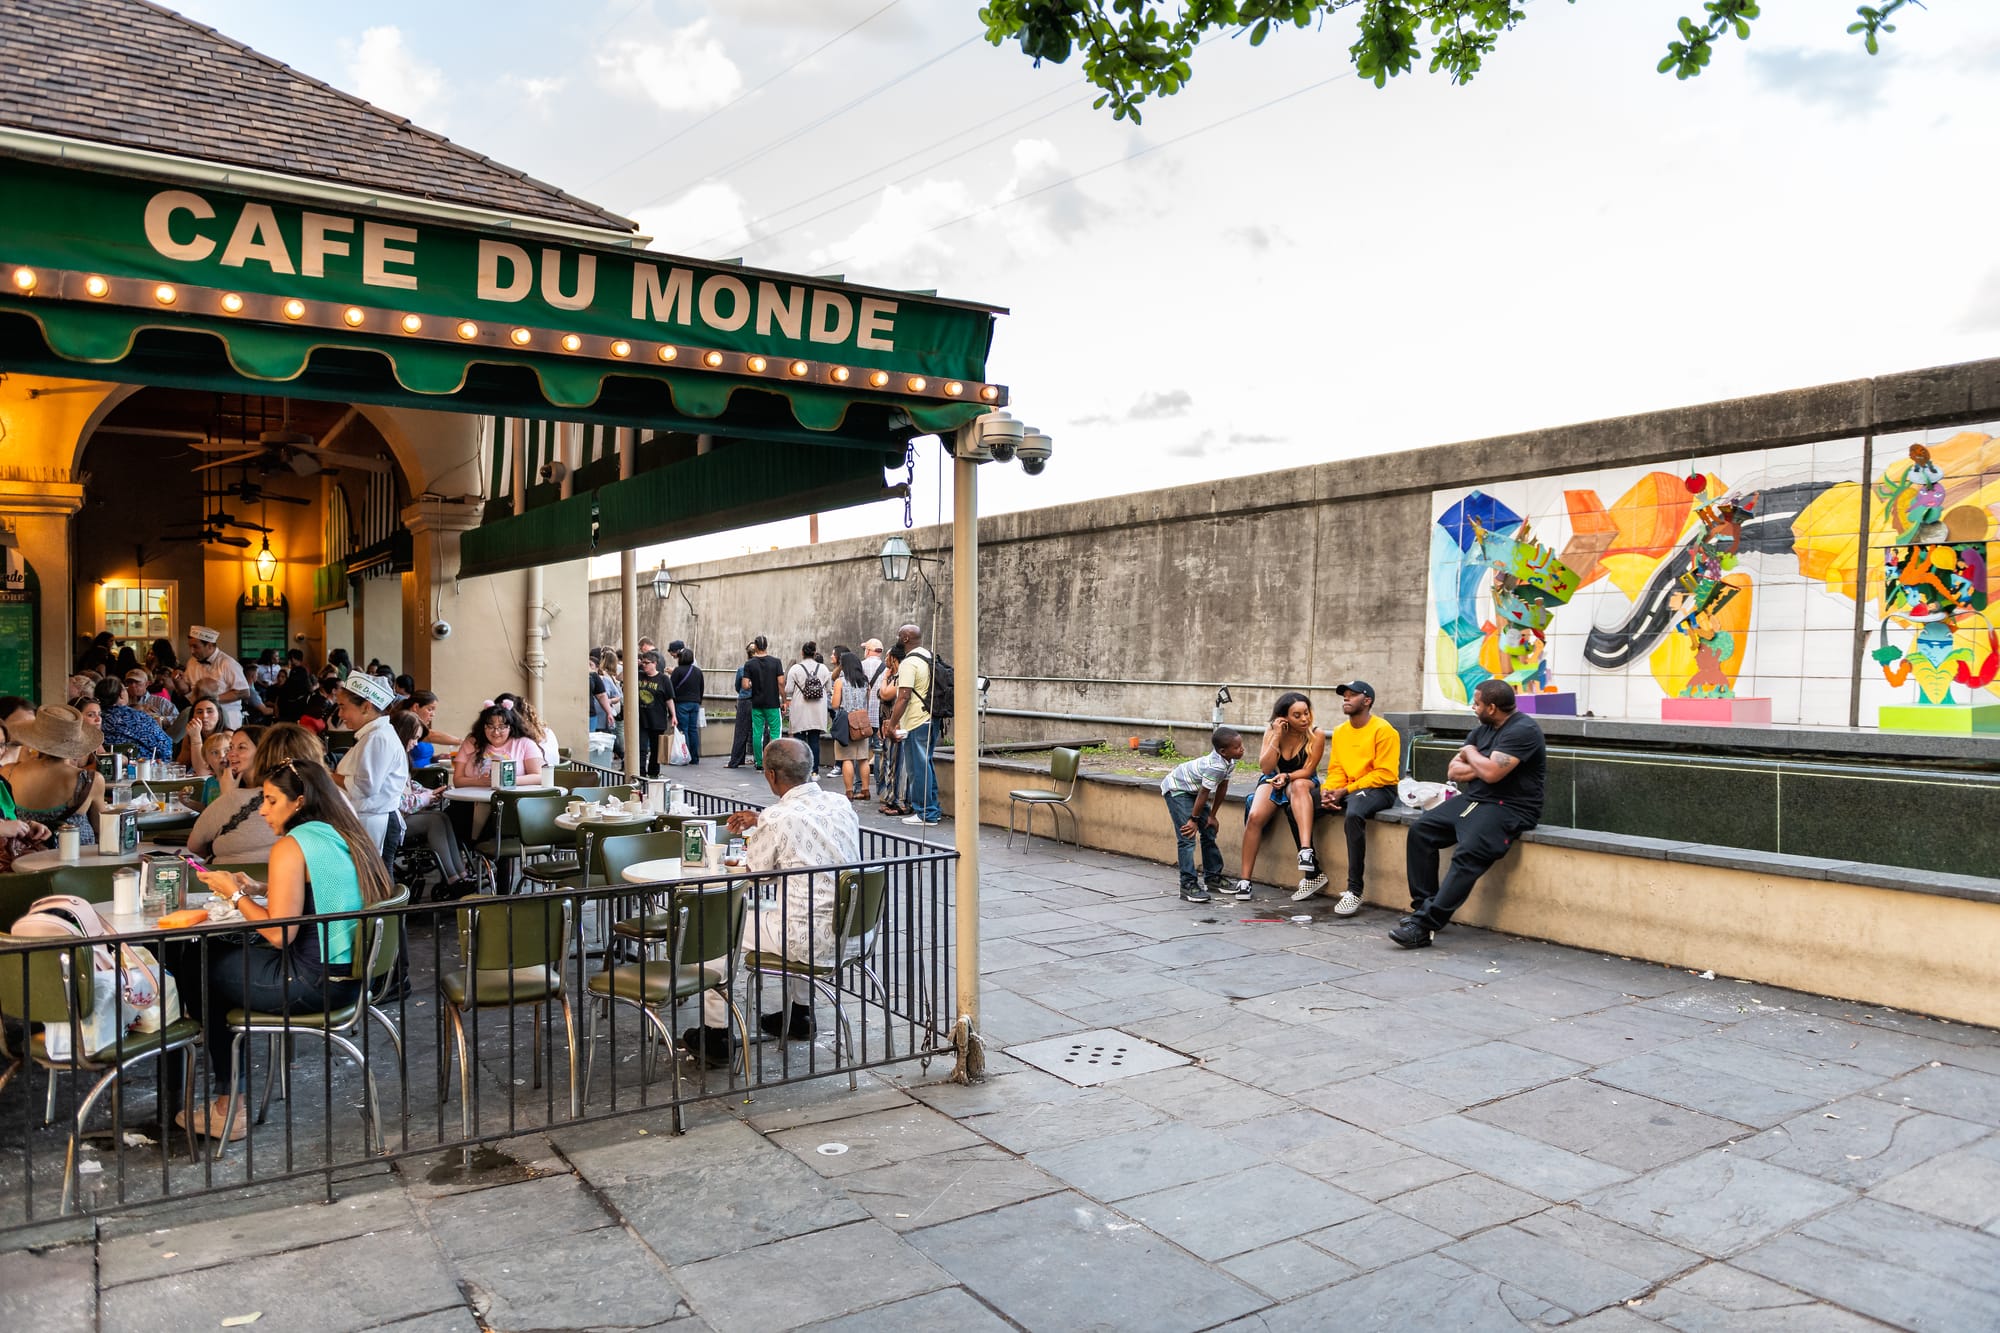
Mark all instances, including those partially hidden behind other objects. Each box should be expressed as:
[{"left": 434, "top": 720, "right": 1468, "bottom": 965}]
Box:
[{"left": 1303, "top": 680, "right": 1401, "bottom": 913}]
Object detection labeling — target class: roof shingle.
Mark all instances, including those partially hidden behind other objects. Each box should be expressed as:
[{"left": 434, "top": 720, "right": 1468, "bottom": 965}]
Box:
[{"left": 0, "top": 0, "right": 637, "bottom": 235}]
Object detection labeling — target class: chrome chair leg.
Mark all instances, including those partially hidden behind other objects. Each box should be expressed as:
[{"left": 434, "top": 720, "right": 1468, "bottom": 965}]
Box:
[{"left": 559, "top": 994, "right": 578, "bottom": 1118}]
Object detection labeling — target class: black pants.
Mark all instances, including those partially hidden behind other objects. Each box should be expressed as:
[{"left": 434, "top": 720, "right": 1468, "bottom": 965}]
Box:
[
  {"left": 796, "top": 728, "right": 824, "bottom": 770},
  {"left": 1405, "top": 795, "right": 1532, "bottom": 931},
  {"left": 166, "top": 940, "right": 358, "bottom": 1091},
  {"left": 1329, "top": 785, "right": 1397, "bottom": 891},
  {"left": 728, "top": 706, "right": 754, "bottom": 766},
  {"left": 640, "top": 725, "right": 663, "bottom": 777}
]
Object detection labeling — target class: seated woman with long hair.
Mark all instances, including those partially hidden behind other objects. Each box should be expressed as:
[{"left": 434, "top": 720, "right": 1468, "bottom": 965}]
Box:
[
  {"left": 186, "top": 724, "right": 315, "bottom": 864},
  {"left": 0, "top": 704, "right": 107, "bottom": 866},
  {"left": 493, "top": 692, "right": 560, "bottom": 769},
  {"left": 1234, "top": 691, "right": 1330, "bottom": 901},
  {"left": 449, "top": 702, "right": 544, "bottom": 845},
  {"left": 178, "top": 756, "right": 394, "bottom": 1142}
]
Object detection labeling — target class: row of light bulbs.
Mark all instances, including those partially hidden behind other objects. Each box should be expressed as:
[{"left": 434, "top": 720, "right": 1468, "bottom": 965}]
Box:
[{"left": 8, "top": 265, "right": 1006, "bottom": 404}]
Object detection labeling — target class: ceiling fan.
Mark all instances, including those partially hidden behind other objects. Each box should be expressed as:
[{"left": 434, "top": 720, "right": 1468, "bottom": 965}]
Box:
[
  {"left": 187, "top": 400, "right": 390, "bottom": 475},
  {"left": 168, "top": 511, "right": 272, "bottom": 534},
  {"left": 160, "top": 526, "right": 251, "bottom": 549},
  {"left": 203, "top": 478, "right": 310, "bottom": 507}
]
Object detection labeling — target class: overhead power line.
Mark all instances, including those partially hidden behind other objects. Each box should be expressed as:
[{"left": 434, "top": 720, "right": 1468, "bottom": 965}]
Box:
[
  {"left": 582, "top": 0, "right": 905, "bottom": 192},
  {"left": 688, "top": 83, "right": 1090, "bottom": 255},
  {"left": 626, "top": 33, "right": 979, "bottom": 213},
  {"left": 802, "top": 69, "right": 1353, "bottom": 276}
]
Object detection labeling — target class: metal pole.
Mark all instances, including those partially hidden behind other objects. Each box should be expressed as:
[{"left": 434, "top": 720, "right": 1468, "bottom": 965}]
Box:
[
  {"left": 949, "top": 451, "right": 984, "bottom": 1082},
  {"left": 618, "top": 428, "right": 641, "bottom": 780},
  {"left": 517, "top": 418, "right": 545, "bottom": 713}
]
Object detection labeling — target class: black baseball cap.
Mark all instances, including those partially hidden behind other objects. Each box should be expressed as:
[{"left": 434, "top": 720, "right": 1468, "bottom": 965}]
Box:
[
  {"left": 1334, "top": 680, "right": 1376, "bottom": 701},
  {"left": 666, "top": 641, "right": 686, "bottom": 654}
]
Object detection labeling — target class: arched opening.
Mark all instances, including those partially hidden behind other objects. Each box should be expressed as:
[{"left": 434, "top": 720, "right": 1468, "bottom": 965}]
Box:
[{"left": 73, "top": 388, "right": 414, "bottom": 677}]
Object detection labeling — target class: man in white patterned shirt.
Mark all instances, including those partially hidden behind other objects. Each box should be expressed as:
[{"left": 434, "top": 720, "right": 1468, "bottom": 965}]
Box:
[{"left": 684, "top": 737, "right": 860, "bottom": 1066}]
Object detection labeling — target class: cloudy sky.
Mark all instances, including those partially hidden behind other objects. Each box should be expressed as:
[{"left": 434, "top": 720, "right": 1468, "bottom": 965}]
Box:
[{"left": 165, "top": 1, "right": 2000, "bottom": 569}]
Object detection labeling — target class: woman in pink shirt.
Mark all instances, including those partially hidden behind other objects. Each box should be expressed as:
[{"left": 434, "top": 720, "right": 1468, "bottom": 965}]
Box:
[{"left": 451, "top": 702, "right": 544, "bottom": 843}]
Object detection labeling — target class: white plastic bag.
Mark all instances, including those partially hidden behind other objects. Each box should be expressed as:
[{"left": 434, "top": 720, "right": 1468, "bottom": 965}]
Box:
[
  {"left": 667, "top": 729, "right": 692, "bottom": 766},
  {"left": 1398, "top": 778, "right": 1453, "bottom": 811}
]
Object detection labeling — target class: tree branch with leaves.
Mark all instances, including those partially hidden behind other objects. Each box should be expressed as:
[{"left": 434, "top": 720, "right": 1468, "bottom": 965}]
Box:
[{"left": 979, "top": 0, "right": 1922, "bottom": 122}]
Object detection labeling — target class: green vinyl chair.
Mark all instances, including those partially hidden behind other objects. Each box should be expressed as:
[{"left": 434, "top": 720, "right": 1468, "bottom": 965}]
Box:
[
  {"left": 0, "top": 932, "right": 202, "bottom": 1209},
  {"left": 515, "top": 795, "right": 583, "bottom": 888},
  {"left": 743, "top": 867, "right": 890, "bottom": 1089},
  {"left": 438, "top": 893, "right": 578, "bottom": 1141},
  {"left": 1007, "top": 747, "right": 1081, "bottom": 847},
  {"left": 213, "top": 886, "right": 410, "bottom": 1158},
  {"left": 582, "top": 880, "right": 747, "bottom": 1127}
]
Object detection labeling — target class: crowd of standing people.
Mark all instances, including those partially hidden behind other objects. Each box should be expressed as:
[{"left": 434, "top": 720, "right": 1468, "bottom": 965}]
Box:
[{"left": 585, "top": 623, "right": 952, "bottom": 827}]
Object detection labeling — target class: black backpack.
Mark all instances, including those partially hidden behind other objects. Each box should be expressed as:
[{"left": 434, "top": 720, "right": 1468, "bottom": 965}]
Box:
[
  {"left": 798, "top": 663, "right": 827, "bottom": 702},
  {"left": 916, "top": 649, "right": 955, "bottom": 723}
]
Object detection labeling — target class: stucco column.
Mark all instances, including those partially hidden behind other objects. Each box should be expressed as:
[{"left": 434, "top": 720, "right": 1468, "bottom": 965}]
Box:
[{"left": 0, "top": 480, "right": 87, "bottom": 704}]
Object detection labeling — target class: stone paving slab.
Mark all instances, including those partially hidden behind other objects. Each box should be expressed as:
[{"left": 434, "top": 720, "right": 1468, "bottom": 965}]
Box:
[{"left": 22, "top": 770, "right": 2000, "bottom": 1331}]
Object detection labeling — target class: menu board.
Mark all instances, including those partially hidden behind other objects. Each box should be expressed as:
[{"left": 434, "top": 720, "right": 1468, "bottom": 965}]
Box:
[
  {"left": 238, "top": 598, "right": 289, "bottom": 663},
  {"left": 0, "top": 555, "right": 39, "bottom": 700}
]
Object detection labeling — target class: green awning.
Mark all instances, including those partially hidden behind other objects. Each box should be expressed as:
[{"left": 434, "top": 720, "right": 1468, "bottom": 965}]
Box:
[
  {"left": 458, "top": 490, "right": 596, "bottom": 580},
  {"left": 596, "top": 440, "right": 902, "bottom": 550},
  {"left": 0, "top": 156, "right": 1005, "bottom": 439},
  {"left": 311, "top": 560, "right": 348, "bottom": 612}
]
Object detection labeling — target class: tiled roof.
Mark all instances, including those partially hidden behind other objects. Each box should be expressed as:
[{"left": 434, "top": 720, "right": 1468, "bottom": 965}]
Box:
[{"left": 0, "top": 0, "right": 637, "bottom": 234}]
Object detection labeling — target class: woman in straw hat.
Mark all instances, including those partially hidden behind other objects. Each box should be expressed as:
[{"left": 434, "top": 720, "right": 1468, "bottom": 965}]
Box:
[{"left": 0, "top": 703, "right": 108, "bottom": 869}]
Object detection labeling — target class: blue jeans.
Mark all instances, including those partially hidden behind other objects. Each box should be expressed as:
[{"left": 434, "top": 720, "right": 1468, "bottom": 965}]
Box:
[
  {"left": 1164, "top": 789, "right": 1223, "bottom": 888},
  {"left": 675, "top": 701, "right": 702, "bottom": 762},
  {"left": 903, "top": 722, "right": 939, "bottom": 822}
]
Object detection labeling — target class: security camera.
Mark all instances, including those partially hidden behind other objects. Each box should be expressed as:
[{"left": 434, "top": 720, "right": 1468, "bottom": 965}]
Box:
[
  {"left": 1016, "top": 428, "right": 1052, "bottom": 476},
  {"left": 430, "top": 620, "right": 452, "bottom": 641},
  {"left": 539, "top": 460, "right": 570, "bottom": 485},
  {"left": 979, "top": 411, "right": 1024, "bottom": 463}
]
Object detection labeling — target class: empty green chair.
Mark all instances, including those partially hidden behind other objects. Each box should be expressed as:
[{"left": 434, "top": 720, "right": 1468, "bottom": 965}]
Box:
[
  {"left": 743, "top": 867, "right": 890, "bottom": 1089},
  {"left": 515, "top": 795, "right": 583, "bottom": 888},
  {"left": 1008, "top": 747, "right": 1081, "bottom": 847},
  {"left": 438, "top": 893, "right": 578, "bottom": 1140},
  {"left": 582, "top": 880, "right": 747, "bottom": 1126}
]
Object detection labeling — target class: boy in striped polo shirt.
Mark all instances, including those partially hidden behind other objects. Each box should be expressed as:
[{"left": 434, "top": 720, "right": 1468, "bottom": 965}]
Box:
[{"left": 1161, "top": 726, "right": 1246, "bottom": 903}]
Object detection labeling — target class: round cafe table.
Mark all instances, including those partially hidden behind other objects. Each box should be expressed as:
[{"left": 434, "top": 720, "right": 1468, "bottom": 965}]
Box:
[
  {"left": 621, "top": 858, "right": 686, "bottom": 884},
  {"left": 556, "top": 809, "right": 655, "bottom": 832},
  {"left": 14, "top": 840, "right": 172, "bottom": 873},
  {"left": 442, "top": 784, "right": 559, "bottom": 804}
]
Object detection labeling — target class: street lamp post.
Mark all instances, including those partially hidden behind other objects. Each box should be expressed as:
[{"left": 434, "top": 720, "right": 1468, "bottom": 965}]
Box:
[{"left": 881, "top": 410, "right": 1054, "bottom": 1084}]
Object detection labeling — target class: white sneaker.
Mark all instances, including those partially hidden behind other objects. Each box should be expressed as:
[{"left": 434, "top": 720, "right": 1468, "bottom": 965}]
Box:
[
  {"left": 1233, "top": 880, "right": 1254, "bottom": 900},
  {"left": 1295, "top": 850, "right": 1328, "bottom": 895},
  {"left": 1333, "top": 890, "right": 1364, "bottom": 917}
]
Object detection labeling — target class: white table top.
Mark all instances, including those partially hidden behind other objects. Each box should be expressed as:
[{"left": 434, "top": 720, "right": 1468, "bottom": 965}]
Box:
[
  {"left": 16, "top": 840, "right": 171, "bottom": 873},
  {"left": 443, "top": 784, "right": 559, "bottom": 804},
  {"left": 100, "top": 892, "right": 263, "bottom": 939},
  {"left": 557, "top": 809, "right": 655, "bottom": 831},
  {"left": 622, "top": 858, "right": 746, "bottom": 884},
  {"left": 13, "top": 840, "right": 271, "bottom": 873}
]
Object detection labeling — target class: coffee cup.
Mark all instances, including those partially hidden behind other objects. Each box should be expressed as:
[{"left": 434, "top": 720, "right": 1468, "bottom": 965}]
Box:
[{"left": 566, "top": 800, "right": 586, "bottom": 819}]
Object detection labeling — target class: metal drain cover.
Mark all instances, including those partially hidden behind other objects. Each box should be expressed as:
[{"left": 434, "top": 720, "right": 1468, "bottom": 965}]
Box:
[{"left": 1005, "top": 1028, "right": 1191, "bottom": 1086}]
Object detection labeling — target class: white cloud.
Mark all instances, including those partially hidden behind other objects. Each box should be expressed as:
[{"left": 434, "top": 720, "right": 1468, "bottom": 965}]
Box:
[
  {"left": 806, "top": 178, "right": 978, "bottom": 277},
  {"left": 345, "top": 27, "right": 447, "bottom": 127},
  {"left": 634, "top": 183, "right": 753, "bottom": 256},
  {"left": 600, "top": 21, "right": 743, "bottom": 114},
  {"left": 510, "top": 74, "right": 567, "bottom": 112}
]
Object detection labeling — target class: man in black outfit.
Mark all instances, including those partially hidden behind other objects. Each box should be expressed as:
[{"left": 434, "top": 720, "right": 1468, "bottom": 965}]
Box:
[
  {"left": 1393, "top": 678, "right": 1546, "bottom": 949},
  {"left": 726, "top": 641, "right": 757, "bottom": 768}
]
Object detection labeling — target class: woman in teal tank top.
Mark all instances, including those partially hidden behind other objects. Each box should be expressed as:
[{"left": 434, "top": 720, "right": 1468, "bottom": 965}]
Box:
[{"left": 174, "top": 756, "right": 394, "bottom": 1142}]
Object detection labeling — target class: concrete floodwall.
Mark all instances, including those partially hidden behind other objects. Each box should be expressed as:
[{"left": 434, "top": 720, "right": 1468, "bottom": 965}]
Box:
[{"left": 589, "top": 356, "right": 2000, "bottom": 743}]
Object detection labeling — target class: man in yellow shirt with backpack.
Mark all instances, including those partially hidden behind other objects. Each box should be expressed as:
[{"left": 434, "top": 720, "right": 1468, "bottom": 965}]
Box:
[{"left": 1301, "top": 680, "right": 1400, "bottom": 913}]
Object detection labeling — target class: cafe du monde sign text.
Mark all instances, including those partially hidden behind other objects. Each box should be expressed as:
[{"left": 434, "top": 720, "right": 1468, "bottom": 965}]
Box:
[{"left": 0, "top": 158, "right": 990, "bottom": 373}]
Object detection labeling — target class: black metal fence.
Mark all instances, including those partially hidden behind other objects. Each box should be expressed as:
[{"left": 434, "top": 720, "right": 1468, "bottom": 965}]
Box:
[{"left": 0, "top": 783, "right": 954, "bottom": 1232}]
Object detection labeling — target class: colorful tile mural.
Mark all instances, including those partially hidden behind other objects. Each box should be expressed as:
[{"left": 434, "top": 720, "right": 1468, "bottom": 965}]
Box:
[{"left": 1423, "top": 426, "right": 2000, "bottom": 727}]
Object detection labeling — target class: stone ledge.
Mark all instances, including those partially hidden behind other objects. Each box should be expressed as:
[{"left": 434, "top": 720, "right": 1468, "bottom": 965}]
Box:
[{"left": 945, "top": 756, "right": 2000, "bottom": 909}]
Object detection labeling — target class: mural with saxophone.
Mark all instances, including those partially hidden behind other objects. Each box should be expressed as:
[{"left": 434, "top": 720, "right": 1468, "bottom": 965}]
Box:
[{"left": 1424, "top": 426, "right": 2000, "bottom": 727}]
